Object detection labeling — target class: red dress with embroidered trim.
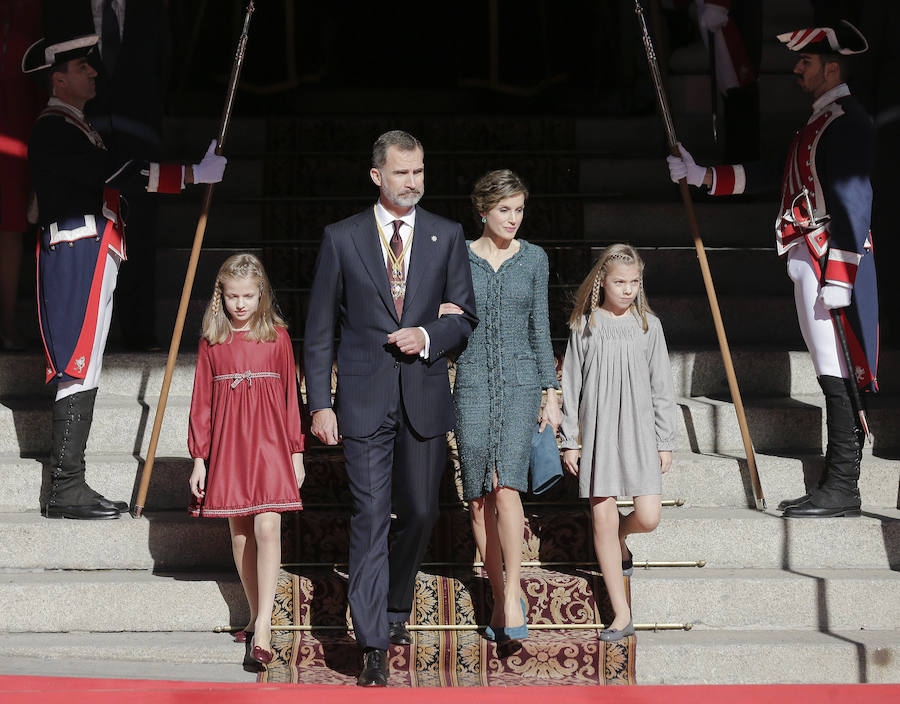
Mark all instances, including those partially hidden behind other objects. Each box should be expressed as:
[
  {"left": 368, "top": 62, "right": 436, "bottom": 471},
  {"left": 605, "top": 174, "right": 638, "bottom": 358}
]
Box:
[{"left": 188, "top": 326, "right": 304, "bottom": 517}]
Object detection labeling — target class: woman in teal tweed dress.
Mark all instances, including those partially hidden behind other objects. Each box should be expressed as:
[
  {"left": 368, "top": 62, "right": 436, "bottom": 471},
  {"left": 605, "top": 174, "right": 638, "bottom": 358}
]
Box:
[{"left": 445, "top": 170, "right": 560, "bottom": 643}]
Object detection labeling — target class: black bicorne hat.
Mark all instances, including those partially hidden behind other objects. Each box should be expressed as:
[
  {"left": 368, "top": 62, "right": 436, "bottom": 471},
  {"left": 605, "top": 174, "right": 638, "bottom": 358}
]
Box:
[
  {"left": 21, "top": 0, "right": 97, "bottom": 74},
  {"left": 777, "top": 20, "right": 868, "bottom": 56}
]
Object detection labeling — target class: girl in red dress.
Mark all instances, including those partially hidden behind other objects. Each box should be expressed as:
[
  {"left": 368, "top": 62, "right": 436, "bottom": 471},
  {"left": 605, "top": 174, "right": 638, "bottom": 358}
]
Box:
[{"left": 188, "top": 253, "right": 305, "bottom": 665}]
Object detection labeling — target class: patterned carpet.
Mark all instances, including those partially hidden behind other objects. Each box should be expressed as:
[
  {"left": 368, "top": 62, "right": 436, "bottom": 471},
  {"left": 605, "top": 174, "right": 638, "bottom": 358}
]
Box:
[{"left": 258, "top": 567, "right": 635, "bottom": 686}]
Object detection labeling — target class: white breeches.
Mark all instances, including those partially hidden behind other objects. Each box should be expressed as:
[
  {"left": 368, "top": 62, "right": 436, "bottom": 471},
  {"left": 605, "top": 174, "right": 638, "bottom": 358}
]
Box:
[
  {"left": 56, "top": 250, "right": 121, "bottom": 401},
  {"left": 785, "top": 245, "right": 848, "bottom": 380}
]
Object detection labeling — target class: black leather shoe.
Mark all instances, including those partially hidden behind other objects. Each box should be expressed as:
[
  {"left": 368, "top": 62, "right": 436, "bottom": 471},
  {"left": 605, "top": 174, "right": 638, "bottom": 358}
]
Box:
[
  {"left": 389, "top": 621, "right": 411, "bottom": 645},
  {"left": 95, "top": 496, "right": 129, "bottom": 512},
  {"left": 777, "top": 494, "right": 811, "bottom": 511},
  {"left": 357, "top": 648, "right": 388, "bottom": 687},
  {"left": 782, "top": 502, "right": 861, "bottom": 518},
  {"left": 42, "top": 502, "right": 120, "bottom": 520}
]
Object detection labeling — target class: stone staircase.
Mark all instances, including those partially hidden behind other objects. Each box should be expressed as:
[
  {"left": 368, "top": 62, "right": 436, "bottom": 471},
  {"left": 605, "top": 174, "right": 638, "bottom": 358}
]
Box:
[
  {"left": 4, "top": 0, "right": 900, "bottom": 686},
  {"left": 1, "top": 339, "right": 897, "bottom": 683}
]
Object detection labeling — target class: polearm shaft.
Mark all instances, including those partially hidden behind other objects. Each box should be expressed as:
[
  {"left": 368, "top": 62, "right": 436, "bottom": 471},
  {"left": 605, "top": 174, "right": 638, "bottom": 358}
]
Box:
[
  {"left": 635, "top": 1, "right": 765, "bottom": 510},
  {"left": 133, "top": 1, "right": 256, "bottom": 517}
]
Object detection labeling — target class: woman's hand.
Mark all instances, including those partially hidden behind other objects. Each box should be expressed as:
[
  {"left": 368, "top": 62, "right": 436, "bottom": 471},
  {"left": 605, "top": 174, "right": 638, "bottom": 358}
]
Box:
[
  {"left": 659, "top": 450, "right": 673, "bottom": 474},
  {"left": 292, "top": 452, "right": 306, "bottom": 488},
  {"left": 562, "top": 449, "right": 580, "bottom": 476},
  {"left": 539, "top": 389, "right": 562, "bottom": 433},
  {"left": 439, "top": 302, "right": 463, "bottom": 317},
  {"left": 189, "top": 458, "right": 207, "bottom": 500}
]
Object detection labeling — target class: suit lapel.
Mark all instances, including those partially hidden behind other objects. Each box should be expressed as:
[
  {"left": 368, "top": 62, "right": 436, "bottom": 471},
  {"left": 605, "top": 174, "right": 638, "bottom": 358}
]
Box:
[
  {"left": 351, "top": 211, "right": 398, "bottom": 323},
  {"left": 402, "top": 206, "right": 433, "bottom": 312}
]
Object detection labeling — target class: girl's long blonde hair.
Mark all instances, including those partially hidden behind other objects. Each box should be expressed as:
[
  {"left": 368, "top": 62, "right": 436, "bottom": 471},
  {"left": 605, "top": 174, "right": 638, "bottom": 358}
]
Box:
[
  {"left": 568, "top": 243, "right": 654, "bottom": 332},
  {"left": 201, "top": 253, "right": 286, "bottom": 344}
]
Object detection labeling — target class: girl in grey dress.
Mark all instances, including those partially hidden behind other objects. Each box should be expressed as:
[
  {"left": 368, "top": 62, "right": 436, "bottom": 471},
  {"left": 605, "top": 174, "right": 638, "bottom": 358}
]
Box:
[
  {"left": 444, "top": 170, "right": 560, "bottom": 644},
  {"left": 559, "top": 244, "right": 676, "bottom": 642}
]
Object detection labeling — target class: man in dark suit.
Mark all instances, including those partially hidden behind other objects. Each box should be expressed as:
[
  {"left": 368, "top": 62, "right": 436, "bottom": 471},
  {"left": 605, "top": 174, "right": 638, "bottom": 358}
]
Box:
[{"left": 304, "top": 130, "right": 477, "bottom": 687}]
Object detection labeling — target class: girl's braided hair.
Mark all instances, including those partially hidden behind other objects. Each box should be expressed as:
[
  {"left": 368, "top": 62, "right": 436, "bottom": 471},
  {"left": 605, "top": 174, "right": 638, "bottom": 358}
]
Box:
[
  {"left": 201, "top": 253, "right": 286, "bottom": 344},
  {"left": 568, "top": 243, "right": 654, "bottom": 332}
]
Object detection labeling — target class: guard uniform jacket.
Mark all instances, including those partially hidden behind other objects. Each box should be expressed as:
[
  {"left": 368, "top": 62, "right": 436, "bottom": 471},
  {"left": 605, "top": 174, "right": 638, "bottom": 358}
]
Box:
[
  {"left": 707, "top": 84, "right": 878, "bottom": 391},
  {"left": 28, "top": 97, "right": 182, "bottom": 383}
]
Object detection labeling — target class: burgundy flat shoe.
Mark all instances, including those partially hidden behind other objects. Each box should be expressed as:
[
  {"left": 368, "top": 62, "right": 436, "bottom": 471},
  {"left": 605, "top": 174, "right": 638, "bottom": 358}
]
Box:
[
  {"left": 233, "top": 629, "right": 254, "bottom": 643},
  {"left": 251, "top": 645, "right": 274, "bottom": 664}
]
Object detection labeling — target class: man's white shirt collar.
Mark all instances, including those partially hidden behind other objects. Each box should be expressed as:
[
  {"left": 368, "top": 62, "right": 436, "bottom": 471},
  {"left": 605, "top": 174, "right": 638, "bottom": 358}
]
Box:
[
  {"left": 812, "top": 83, "right": 851, "bottom": 116},
  {"left": 375, "top": 201, "right": 415, "bottom": 237},
  {"left": 47, "top": 96, "right": 85, "bottom": 120}
]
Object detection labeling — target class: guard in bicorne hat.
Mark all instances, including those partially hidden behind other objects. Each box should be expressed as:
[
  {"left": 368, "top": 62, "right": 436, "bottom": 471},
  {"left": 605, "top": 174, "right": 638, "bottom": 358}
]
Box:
[
  {"left": 24, "top": 1, "right": 227, "bottom": 520},
  {"left": 666, "top": 20, "right": 877, "bottom": 518}
]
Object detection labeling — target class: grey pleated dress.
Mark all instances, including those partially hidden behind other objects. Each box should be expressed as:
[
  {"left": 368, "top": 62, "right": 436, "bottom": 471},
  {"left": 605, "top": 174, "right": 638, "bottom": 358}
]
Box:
[
  {"left": 559, "top": 311, "right": 676, "bottom": 498},
  {"left": 453, "top": 240, "right": 559, "bottom": 501}
]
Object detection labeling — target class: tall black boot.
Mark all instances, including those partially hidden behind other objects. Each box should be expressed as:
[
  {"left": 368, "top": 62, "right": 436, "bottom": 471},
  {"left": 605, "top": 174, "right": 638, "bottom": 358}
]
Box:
[
  {"left": 784, "top": 376, "right": 863, "bottom": 518},
  {"left": 42, "top": 390, "right": 120, "bottom": 520},
  {"left": 74, "top": 389, "right": 129, "bottom": 512}
]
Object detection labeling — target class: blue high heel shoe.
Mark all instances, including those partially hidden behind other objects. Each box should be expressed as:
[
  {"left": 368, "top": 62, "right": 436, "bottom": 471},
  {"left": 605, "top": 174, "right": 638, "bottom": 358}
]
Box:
[{"left": 502, "top": 598, "right": 529, "bottom": 641}]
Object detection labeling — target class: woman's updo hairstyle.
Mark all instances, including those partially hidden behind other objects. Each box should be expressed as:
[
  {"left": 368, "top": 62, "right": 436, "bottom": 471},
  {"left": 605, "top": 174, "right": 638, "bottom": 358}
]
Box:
[{"left": 470, "top": 169, "right": 529, "bottom": 224}]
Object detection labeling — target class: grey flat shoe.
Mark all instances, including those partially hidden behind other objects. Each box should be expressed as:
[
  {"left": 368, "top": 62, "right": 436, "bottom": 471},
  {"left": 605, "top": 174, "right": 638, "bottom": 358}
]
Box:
[{"left": 599, "top": 619, "right": 634, "bottom": 642}]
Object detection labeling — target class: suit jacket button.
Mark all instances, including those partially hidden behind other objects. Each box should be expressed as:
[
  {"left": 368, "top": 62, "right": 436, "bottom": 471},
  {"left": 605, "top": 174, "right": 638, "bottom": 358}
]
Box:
[{"left": 394, "top": 362, "right": 399, "bottom": 368}]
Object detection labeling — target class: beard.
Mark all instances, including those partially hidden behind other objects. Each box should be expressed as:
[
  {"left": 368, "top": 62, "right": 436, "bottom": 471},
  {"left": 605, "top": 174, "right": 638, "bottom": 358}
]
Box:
[{"left": 384, "top": 186, "right": 423, "bottom": 209}]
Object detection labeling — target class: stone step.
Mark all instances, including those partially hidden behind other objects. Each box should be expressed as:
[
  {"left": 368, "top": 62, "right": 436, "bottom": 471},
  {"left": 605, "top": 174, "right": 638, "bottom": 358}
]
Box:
[
  {"left": 574, "top": 114, "right": 800, "bottom": 160},
  {"left": 153, "top": 247, "right": 262, "bottom": 303},
  {"left": 1, "top": 449, "right": 897, "bottom": 513},
  {"left": 0, "top": 653, "right": 255, "bottom": 683},
  {"left": 660, "top": 452, "right": 900, "bottom": 510},
  {"left": 669, "top": 39, "right": 799, "bottom": 78},
  {"left": 584, "top": 198, "right": 778, "bottom": 246},
  {"left": 674, "top": 393, "right": 899, "bottom": 455},
  {"left": 668, "top": 72, "right": 810, "bottom": 118},
  {"left": 2, "top": 389, "right": 897, "bottom": 460},
  {"left": 0, "top": 354, "right": 199, "bottom": 400},
  {"left": 2, "top": 566, "right": 897, "bottom": 635},
  {"left": 0, "top": 447, "right": 455, "bottom": 513},
  {"left": 161, "top": 117, "right": 267, "bottom": 158},
  {"left": 0, "top": 570, "right": 244, "bottom": 633},
  {"left": 262, "top": 115, "right": 577, "bottom": 153},
  {"left": 1, "top": 507, "right": 896, "bottom": 571},
  {"left": 631, "top": 567, "right": 900, "bottom": 632},
  {"left": 1, "top": 629, "right": 896, "bottom": 685},
  {"left": 0, "top": 395, "right": 193, "bottom": 457},
  {"left": 157, "top": 199, "right": 261, "bottom": 247},
  {"left": 202, "top": 193, "right": 779, "bottom": 245},
  {"left": 639, "top": 629, "right": 900, "bottom": 685},
  {"left": 0, "top": 632, "right": 256, "bottom": 682},
  {"left": 261, "top": 150, "right": 581, "bottom": 197},
  {"left": 639, "top": 507, "right": 900, "bottom": 571},
  {"left": 7, "top": 347, "right": 898, "bottom": 401}
]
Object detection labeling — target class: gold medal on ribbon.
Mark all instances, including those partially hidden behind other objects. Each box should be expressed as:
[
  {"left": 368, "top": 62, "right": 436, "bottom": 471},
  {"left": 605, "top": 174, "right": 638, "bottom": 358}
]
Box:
[{"left": 375, "top": 207, "right": 413, "bottom": 300}]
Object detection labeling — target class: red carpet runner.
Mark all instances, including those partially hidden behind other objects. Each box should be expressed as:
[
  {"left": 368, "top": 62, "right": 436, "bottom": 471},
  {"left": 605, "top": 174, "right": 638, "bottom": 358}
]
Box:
[{"left": 2, "top": 677, "right": 899, "bottom": 704}]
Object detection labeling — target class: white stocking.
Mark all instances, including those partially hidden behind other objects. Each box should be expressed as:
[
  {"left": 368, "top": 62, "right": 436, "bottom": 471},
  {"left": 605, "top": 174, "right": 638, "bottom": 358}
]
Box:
[{"left": 785, "top": 245, "right": 848, "bottom": 380}]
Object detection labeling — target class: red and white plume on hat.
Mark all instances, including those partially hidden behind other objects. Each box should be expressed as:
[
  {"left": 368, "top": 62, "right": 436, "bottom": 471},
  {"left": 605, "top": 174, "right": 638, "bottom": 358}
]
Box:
[{"left": 777, "top": 20, "right": 868, "bottom": 55}]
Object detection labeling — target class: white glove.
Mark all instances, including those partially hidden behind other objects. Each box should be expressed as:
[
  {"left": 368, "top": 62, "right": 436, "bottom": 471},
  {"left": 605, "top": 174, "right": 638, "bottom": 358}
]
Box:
[
  {"left": 192, "top": 139, "right": 227, "bottom": 184},
  {"left": 666, "top": 143, "right": 707, "bottom": 187},
  {"left": 819, "top": 284, "right": 852, "bottom": 310},
  {"left": 699, "top": 4, "right": 729, "bottom": 32}
]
